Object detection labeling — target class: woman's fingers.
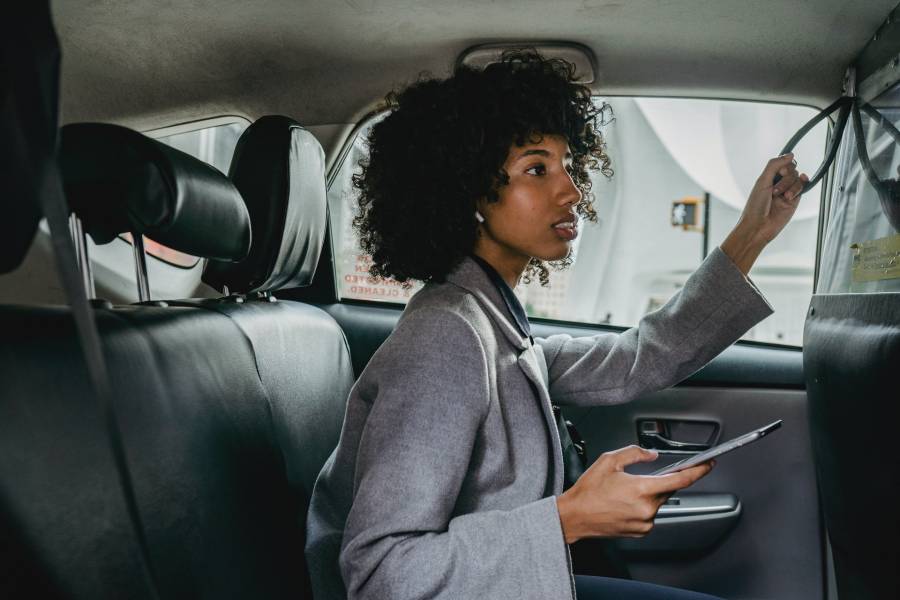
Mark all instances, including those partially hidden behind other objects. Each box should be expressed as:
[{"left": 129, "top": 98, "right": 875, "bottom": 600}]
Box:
[
  {"left": 600, "top": 445, "right": 659, "bottom": 471},
  {"left": 645, "top": 461, "right": 714, "bottom": 494},
  {"left": 758, "top": 153, "right": 797, "bottom": 187},
  {"left": 774, "top": 173, "right": 809, "bottom": 203},
  {"left": 787, "top": 173, "right": 809, "bottom": 199},
  {"left": 772, "top": 157, "right": 801, "bottom": 188},
  {"left": 773, "top": 173, "right": 800, "bottom": 196},
  {"left": 622, "top": 519, "right": 656, "bottom": 537},
  {"left": 569, "top": 449, "right": 716, "bottom": 540}
]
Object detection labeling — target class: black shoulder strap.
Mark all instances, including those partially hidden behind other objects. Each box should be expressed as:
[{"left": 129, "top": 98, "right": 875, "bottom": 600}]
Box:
[{"left": 39, "top": 158, "right": 163, "bottom": 600}]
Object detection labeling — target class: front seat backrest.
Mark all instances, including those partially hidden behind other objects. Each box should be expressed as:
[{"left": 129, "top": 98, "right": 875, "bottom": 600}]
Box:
[
  {"left": 804, "top": 294, "right": 899, "bottom": 600},
  {"left": 198, "top": 115, "right": 352, "bottom": 501}
]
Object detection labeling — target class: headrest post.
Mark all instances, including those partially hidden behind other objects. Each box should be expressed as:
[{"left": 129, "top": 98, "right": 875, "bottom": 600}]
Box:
[
  {"left": 131, "top": 232, "right": 151, "bottom": 302},
  {"left": 68, "top": 213, "right": 95, "bottom": 299}
]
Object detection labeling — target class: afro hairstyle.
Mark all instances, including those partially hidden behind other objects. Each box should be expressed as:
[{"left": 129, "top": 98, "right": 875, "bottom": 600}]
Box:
[{"left": 352, "top": 48, "right": 613, "bottom": 286}]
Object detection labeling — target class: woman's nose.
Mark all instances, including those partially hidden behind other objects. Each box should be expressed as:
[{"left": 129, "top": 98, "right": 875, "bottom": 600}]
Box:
[{"left": 558, "top": 171, "right": 582, "bottom": 206}]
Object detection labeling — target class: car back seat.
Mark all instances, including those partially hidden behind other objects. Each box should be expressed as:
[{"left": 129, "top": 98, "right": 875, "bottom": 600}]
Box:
[{"left": 1, "top": 121, "right": 352, "bottom": 599}]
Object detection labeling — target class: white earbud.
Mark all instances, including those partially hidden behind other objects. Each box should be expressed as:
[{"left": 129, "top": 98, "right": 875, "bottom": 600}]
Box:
[{"left": 475, "top": 211, "right": 485, "bottom": 223}]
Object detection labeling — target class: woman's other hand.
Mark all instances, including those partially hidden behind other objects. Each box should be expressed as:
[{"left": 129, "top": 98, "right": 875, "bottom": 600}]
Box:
[
  {"left": 555, "top": 445, "right": 713, "bottom": 544},
  {"left": 720, "top": 153, "right": 810, "bottom": 275}
]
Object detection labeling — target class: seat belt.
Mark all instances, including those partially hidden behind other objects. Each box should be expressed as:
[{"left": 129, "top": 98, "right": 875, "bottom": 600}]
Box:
[{"left": 39, "top": 157, "right": 163, "bottom": 600}]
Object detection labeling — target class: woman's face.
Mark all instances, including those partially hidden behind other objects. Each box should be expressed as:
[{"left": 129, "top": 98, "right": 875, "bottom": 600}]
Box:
[{"left": 475, "top": 133, "right": 582, "bottom": 274}]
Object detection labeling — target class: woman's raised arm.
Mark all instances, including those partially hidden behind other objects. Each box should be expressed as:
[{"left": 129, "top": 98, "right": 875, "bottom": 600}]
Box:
[
  {"left": 537, "top": 154, "right": 808, "bottom": 407},
  {"left": 537, "top": 245, "right": 772, "bottom": 407}
]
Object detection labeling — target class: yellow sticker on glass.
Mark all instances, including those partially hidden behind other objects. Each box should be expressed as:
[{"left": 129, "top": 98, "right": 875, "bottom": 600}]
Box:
[{"left": 851, "top": 233, "right": 900, "bottom": 282}]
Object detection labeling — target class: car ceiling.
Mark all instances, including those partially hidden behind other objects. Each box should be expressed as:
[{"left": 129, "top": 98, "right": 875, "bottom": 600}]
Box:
[{"left": 54, "top": 0, "right": 896, "bottom": 131}]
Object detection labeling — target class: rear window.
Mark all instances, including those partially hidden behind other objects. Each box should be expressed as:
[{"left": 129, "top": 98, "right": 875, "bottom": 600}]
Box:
[
  {"left": 154, "top": 121, "right": 246, "bottom": 177},
  {"left": 328, "top": 98, "right": 827, "bottom": 346},
  {"left": 118, "top": 120, "right": 248, "bottom": 269}
]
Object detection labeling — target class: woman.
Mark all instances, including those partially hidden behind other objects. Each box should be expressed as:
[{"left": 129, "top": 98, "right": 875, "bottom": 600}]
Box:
[{"left": 305, "top": 50, "right": 808, "bottom": 599}]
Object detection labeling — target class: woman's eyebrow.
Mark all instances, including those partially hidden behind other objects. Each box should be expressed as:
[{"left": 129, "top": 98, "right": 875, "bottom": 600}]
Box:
[
  {"left": 516, "top": 148, "right": 550, "bottom": 160},
  {"left": 516, "top": 148, "right": 572, "bottom": 159},
  {"left": 514, "top": 148, "right": 573, "bottom": 161}
]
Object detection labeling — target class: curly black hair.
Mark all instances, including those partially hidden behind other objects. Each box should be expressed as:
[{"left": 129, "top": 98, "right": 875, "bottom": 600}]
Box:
[{"left": 353, "top": 48, "right": 613, "bottom": 286}]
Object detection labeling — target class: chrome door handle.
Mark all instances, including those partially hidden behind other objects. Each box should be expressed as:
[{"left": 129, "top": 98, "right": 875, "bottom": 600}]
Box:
[
  {"left": 657, "top": 493, "right": 738, "bottom": 518},
  {"left": 637, "top": 419, "right": 715, "bottom": 454},
  {"left": 640, "top": 431, "right": 710, "bottom": 453},
  {"left": 618, "top": 493, "right": 742, "bottom": 557}
]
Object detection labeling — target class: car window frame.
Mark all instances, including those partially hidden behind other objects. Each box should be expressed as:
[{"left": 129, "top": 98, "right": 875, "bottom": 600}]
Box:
[
  {"left": 324, "top": 96, "right": 834, "bottom": 350},
  {"left": 144, "top": 115, "right": 251, "bottom": 141}
]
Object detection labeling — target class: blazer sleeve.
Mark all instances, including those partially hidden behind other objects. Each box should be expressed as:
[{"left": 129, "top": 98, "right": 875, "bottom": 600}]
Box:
[
  {"left": 536, "top": 246, "right": 774, "bottom": 407},
  {"left": 340, "top": 307, "right": 574, "bottom": 600}
]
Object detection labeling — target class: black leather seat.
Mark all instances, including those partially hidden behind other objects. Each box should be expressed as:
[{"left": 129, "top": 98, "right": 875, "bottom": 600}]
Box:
[
  {"left": 1, "top": 303, "right": 301, "bottom": 599},
  {"left": 197, "top": 115, "right": 352, "bottom": 506},
  {"left": 1, "top": 120, "right": 353, "bottom": 599},
  {"left": 180, "top": 114, "right": 355, "bottom": 567}
]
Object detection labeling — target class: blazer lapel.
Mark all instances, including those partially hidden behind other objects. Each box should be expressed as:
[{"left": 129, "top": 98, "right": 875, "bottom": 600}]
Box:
[
  {"left": 518, "top": 344, "right": 565, "bottom": 495},
  {"left": 446, "top": 258, "right": 528, "bottom": 351},
  {"left": 447, "top": 258, "right": 565, "bottom": 495}
]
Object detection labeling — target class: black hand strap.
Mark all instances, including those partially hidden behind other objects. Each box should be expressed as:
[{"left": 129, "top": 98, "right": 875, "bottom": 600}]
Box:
[
  {"left": 776, "top": 96, "right": 853, "bottom": 194},
  {"left": 774, "top": 94, "right": 900, "bottom": 231}
]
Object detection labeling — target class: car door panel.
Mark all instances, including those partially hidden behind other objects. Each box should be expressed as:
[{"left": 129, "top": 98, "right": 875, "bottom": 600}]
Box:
[{"left": 565, "top": 386, "right": 821, "bottom": 599}]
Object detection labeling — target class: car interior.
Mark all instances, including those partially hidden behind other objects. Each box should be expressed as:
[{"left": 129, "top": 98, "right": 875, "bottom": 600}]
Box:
[{"left": 1, "top": 1, "right": 898, "bottom": 599}]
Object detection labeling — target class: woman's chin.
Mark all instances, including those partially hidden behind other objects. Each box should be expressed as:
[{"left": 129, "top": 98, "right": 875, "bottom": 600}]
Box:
[{"left": 533, "top": 243, "right": 572, "bottom": 263}]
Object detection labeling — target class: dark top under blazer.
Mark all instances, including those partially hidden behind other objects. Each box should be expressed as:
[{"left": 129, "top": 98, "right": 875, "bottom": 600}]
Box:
[
  {"left": 306, "top": 248, "right": 773, "bottom": 600},
  {"left": 468, "top": 253, "right": 532, "bottom": 341}
]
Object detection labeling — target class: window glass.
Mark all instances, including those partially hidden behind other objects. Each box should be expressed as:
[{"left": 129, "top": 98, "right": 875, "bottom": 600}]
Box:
[
  {"left": 155, "top": 121, "right": 246, "bottom": 176},
  {"left": 329, "top": 114, "right": 423, "bottom": 303},
  {"left": 118, "top": 233, "right": 198, "bottom": 269},
  {"left": 329, "top": 99, "right": 826, "bottom": 346},
  {"left": 119, "top": 121, "right": 248, "bottom": 269},
  {"left": 818, "top": 82, "right": 900, "bottom": 294}
]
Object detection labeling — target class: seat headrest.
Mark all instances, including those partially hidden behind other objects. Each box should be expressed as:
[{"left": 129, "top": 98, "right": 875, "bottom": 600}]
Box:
[
  {"left": 0, "top": 4, "right": 59, "bottom": 275},
  {"left": 202, "top": 116, "right": 327, "bottom": 294},
  {"left": 60, "top": 123, "right": 251, "bottom": 262}
]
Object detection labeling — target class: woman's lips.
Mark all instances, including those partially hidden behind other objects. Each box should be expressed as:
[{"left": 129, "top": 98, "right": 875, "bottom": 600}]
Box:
[{"left": 553, "top": 221, "right": 578, "bottom": 241}]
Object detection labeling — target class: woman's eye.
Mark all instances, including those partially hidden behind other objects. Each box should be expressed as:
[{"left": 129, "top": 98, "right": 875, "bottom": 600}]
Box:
[{"left": 525, "top": 164, "right": 546, "bottom": 176}]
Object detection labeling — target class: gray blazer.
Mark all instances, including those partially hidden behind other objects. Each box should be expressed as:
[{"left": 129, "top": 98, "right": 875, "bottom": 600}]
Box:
[{"left": 306, "top": 247, "right": 773, "bottom": 600}]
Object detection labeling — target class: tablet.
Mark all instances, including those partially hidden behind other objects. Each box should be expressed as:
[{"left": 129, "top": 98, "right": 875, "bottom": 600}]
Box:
[{"left": 650, "top": 420, "right": 782, "bottom": 476}]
